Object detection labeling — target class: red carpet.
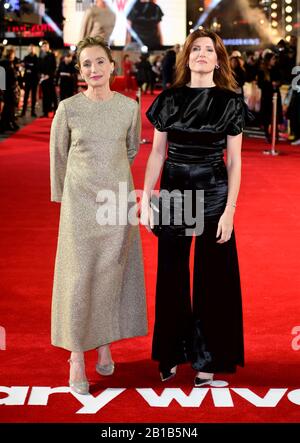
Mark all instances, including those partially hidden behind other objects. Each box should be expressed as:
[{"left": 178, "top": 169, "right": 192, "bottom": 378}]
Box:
[{"left": 0, "top": 93, "right": 300, "bottom": 423}]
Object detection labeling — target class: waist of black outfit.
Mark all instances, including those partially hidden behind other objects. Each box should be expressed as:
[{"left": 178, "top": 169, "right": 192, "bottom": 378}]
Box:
[{"left": 167, "top": 144, "right": 225, "bottom": 164}]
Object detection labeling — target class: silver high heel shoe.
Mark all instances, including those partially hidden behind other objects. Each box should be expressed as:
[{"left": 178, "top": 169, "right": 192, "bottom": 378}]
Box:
[
  {"left": 96, "top": 361, "right": 115, "bottom": 376},
  {"left": 68, "top": 358, "right": 89, "bottom": 395}
]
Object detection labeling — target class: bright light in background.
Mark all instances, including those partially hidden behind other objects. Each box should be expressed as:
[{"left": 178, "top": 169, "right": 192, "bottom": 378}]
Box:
[
  {"left": 70, "top": 45, "right": 76, "bottom": 52},
  {"left": 223, "top": 38, "right": 260, "bottom": 45},
  {"left": 8, "top": 0, "right": 19, "bottom": 9},
  {"left": 238, "top": 0, "right": 283, "bottom": 44},
  {"left": 3, "top": 39, "right": 8, "bottom": 45},
  {"left": 285, "top": 1, "right": 293, "bottom": 39},
  {"left": 43, "top": 15, "right": 63, "bottom": 37},
  {"left": 4, "top": 3, "right": 10, "bottom": 9},
  {"left": 194, "top": 0, "right": 285, "bottom": 44},
  {"left": 194, "top": 0, "right": 222, "bottom": 27}
]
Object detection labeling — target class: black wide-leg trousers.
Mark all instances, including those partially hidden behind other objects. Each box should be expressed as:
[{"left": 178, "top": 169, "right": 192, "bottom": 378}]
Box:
[{"left": 152, "top": 221, "right": 244, "bottom": 373}]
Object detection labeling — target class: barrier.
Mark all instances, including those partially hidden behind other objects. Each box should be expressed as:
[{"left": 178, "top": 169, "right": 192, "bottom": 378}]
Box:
[
  {"left": 263, "top": 92, "right": 280, "bottom": 156},
  {"left": 136, "top": 87, "right": 150, "bottom": 145}
]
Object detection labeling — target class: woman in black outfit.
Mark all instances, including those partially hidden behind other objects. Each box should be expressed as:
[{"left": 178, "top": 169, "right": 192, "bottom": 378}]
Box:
[
  {"left": 126, "top": 0, "right": 163, "bottom": 50},
  {"left": 141, "top": 29, "right": 252, "bottom": 386},
  {"left": 257, "top": 52, "right": 283, "bottom": 143},
  {"left": 0, "top": 47, "right": 19, "bottom": 132}
]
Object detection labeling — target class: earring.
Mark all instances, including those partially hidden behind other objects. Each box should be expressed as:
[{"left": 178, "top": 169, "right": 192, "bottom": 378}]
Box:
[{"left": 215, "top": 64, "right": 220, "bottom": 69}]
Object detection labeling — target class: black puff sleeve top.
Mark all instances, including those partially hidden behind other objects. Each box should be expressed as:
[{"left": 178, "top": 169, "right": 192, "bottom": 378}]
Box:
[{"left": 146, "top": 86, "right": 253, "bottom": 161}]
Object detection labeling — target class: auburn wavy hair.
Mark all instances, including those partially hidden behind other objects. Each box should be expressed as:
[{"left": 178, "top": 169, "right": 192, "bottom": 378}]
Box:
[{"left": 173, "top": 29, "right": 237, "bottom": 91}]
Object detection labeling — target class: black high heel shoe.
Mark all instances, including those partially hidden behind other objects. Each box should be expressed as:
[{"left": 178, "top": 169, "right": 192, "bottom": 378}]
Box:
[
  {"left": 194, "top": 375, "right": 214, "bottom": 387},
  {"left": 159, "top": 365, "right": 177, "bottom": 382}
]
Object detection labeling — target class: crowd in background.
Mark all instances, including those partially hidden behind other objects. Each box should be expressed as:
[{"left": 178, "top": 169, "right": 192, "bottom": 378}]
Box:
[
  {"left": 1, "top": 36, "right": 300, "bottom": 145},
  {"left": 0, "top": 40, "right": 77, "bottom": 133}
]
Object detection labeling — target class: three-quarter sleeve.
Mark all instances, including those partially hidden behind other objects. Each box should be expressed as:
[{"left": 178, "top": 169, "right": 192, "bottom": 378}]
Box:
[
  {"left": 226, "top": 96, "right": 254, "bottom": 136},
  {"left": 50, "top": 102, "right": 70, "bottom": 202},
  {"left": 126, "top": 101, "right": 141, "bottom": 164}
]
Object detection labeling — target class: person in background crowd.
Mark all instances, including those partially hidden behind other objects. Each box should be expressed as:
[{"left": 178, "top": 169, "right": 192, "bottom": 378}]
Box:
[
  {"left": 286, "top": 73, "right": 300, "bottom": 146},
  {"left": 151, "top": 54, "right": 163, "bottom": 87},
  {"left": 56, "top": 52, "right": 77, "bottom": 101},
  {"left": 0, "top": 44, "right": 5, "bottom": 115},
  {"left": 21, "top": 44, "right": 38, "bottom": 117},
  {"left": 288, "top": 36, "right": 297, "bottom": 66},
  {"left": 122, "top": 54, "right": 133, "bottom": 92},
  {"left": 135, "top": 53, "right": 153, "bottom": 94},
  {"left": 257, "top": 52, "right": 283, "bottom": 143},
  {"left": 244, "top": 51, "right": 259, "bottom": 83},
  {"left": 80, "top": 0, "right": 116, "bottom": 43},
  {"left": 161, "top": 45, "right": 180, "bottom": 90},
  {"left": 276, "top": 39, "right": 294, "bottom": 85},
  {"left": 230, "top": 55, "right": 246, "bottom": 97},
  {"left": 38, "top": 40, "right": 57, "bottom": 118},
  {"left": 0, "top": 47, "right": 19, "bottom": 133}
]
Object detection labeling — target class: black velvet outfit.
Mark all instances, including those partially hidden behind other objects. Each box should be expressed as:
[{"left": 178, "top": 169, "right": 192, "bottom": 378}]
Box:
[{"left": 146, "top": 86, "right": 252, "bottom": 373}]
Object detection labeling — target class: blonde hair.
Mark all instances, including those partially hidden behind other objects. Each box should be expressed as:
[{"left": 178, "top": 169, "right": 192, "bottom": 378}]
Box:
[
  {"left": 173, "top": 29, "right": 237, "bottom": 92},
  {"left": 76, "top": 36, "right": 114, "bottom": 69}
]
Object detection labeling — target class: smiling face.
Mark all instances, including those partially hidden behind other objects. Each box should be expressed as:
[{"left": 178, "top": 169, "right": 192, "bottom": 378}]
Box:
[
  {"left": 188, "top": 37, "right": 218, "bottom": 75},
  {"left": 79, "top": 45, "right": 114, "bottom": 88}
]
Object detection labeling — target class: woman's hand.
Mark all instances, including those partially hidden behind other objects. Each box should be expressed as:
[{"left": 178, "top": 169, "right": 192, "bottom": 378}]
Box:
[
  {"left": 140, "top": 201, "right": 153, "bottom": 233},
  {"left": 216, "top": 206, "right": 235, "bottom": 244}
]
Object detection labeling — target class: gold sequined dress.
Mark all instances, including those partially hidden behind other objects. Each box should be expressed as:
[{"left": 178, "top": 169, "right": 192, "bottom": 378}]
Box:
[{"left": 49, "top": 92, "right": 147, "bottom": 352}]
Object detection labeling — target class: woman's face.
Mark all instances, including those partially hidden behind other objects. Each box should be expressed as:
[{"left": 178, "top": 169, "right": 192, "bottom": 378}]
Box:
[
  {"left": 79, "top": 45, "right": 114, "bottom": 88},
  {"left": 269, "top": 55, "right": 276, "bottom": 67},
  {"left": 188, "top": 37, "right": 218, "bottom": 75},
  {"left": 9, "top": 51, "right": 15, "bottom": 62},
  {"left": 230, "top": 57, "right": 238, "bottom": 69}
]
